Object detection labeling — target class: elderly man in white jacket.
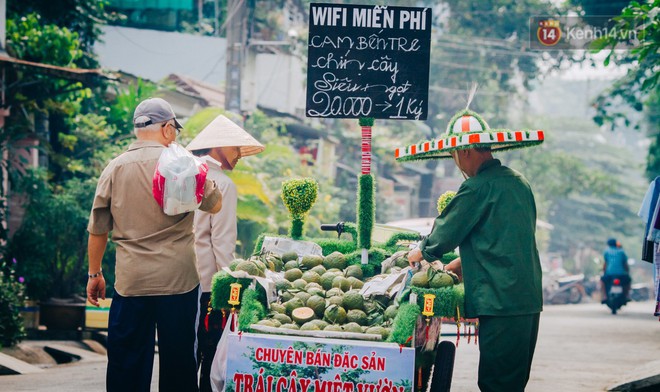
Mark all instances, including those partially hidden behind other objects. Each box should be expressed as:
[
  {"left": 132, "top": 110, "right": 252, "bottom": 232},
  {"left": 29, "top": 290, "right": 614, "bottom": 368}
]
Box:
[{"left": 186, "top": 115, "right": 264, "bottom": 392}]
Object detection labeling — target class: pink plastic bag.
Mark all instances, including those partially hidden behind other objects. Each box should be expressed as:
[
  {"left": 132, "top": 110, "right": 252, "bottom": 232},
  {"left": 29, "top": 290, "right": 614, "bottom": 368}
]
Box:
[{"left": 153, "top": 143, "right": 208, "bottom": 215}]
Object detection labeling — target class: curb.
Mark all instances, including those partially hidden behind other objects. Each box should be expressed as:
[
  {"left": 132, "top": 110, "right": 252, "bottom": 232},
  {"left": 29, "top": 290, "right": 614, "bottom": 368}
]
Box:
[{"left": 608, "top": 360, "right": 660, "bottom": 391}]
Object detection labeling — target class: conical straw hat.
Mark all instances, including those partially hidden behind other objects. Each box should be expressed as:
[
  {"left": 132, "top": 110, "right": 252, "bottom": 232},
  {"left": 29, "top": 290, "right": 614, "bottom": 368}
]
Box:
[{"left": 186, "top": 115, "right": 265, "bottom": 157}]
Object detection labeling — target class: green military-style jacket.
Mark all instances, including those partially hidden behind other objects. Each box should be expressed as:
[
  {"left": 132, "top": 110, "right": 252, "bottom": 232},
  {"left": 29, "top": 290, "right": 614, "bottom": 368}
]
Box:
[{"left": 420, "top": 159, "right": 543, "bottom": 318}]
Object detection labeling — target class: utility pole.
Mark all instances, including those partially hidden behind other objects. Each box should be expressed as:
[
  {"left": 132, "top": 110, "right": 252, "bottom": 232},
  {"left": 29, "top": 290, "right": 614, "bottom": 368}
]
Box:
[
  {"left": 225, "top": 0, "right": 247, "bottom": 114},
  {"left": 197, "top": 0, "right": 203, "bottom": 31}
]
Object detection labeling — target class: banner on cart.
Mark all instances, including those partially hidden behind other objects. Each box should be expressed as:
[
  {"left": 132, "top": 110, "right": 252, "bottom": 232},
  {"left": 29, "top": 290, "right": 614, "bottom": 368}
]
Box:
[
  {"left": 306, "top": 3, "right": 432, "bottom": 121},
  {"left": 223, "top": 333, "right": 415, "bottom": 392}
]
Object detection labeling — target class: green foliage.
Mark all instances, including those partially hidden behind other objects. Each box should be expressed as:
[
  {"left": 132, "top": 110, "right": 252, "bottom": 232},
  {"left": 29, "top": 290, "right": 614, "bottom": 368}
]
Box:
[
  {"left": 104, "top": 79, "right": 158, "bottom": 135},
  {"left": 507, "top": 114, "right": 646, "bottom": 259},
  {"left": 644, "top": 87, "right": 660, "bottom": 181},
  {"left": 7, "top": 14, "right": 82, "bottom": 66},
  {"left": 10, "top": 170, "right": 94, "bottom": 300},
  {"left": 178, "top": 107, "right": 227, "bottom": 143},
  {"left": 9, "top": 0, "right": 119, "bottom": 68},
  {"left": 647, "top": 132, "right": 660, "bottom": 181},
  {"left": 585, "top": 1, "right": 660, "bottom": 169},
  {"left": 386, "top": 302, "right": 420, "bottom": 345},
  {"left": 237, "top": 289, "right": 266, "bottom": 331},
  {"left": 0, "top": 258, "right": 26, "bottom": 348},
  {"left": 357, "top": 174, "right": 374, "bottom": 249}
]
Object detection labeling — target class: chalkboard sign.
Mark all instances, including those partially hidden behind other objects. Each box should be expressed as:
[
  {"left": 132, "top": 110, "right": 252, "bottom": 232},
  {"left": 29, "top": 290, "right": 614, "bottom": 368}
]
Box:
[{"left": 306, "top": 3, "right": 432, "bottom": 121}]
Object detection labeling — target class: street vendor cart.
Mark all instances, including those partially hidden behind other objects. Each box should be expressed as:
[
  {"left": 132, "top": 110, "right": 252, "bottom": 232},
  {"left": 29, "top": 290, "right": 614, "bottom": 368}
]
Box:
[{"left": 206, "top": 228, "right": 467, "bottom": 392}]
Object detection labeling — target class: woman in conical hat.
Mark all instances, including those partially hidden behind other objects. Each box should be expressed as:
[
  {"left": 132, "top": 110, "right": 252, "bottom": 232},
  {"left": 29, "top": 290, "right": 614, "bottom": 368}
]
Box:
[
  {"left": 405, "top": 108, "right": 545, "bottom": 392},
  {"left": 186, "top": 114, "right": 264, "bottom": 392}
]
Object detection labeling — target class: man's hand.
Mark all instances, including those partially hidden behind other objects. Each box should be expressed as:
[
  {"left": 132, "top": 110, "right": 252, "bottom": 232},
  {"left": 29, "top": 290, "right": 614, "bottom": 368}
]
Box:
[
  {"left": 87, "top": 276, "right": 106, "bottom": 307},
  {"left": 445, "top": 257, "right": 463, "bottom": 282},
  {"left": 408, "top": 248, "right": 424, "bottom": 267},
  {"left": 87, "top": 233, "right": 108, "bottom": 307}
]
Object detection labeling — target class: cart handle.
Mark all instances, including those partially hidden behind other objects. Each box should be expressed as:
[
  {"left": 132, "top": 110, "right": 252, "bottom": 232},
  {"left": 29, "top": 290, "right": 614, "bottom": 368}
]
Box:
[{"left": 320, "top": 222, "right": 345, "bottom": 238}]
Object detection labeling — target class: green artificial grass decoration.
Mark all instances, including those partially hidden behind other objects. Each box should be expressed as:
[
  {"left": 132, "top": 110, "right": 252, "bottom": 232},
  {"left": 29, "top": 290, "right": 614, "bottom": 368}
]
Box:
[
  {"left": 359, "top": 117, "right": 375, "bottom": 127},
  {"left": 342, "top": 222, "right": 358, "bottom": 242},
  {"left": 281, "top": 178, "right": 319, "bottom": 240},
  {"left": 344, "top": 247, "right": 387, "bottom": 277},
  {"left": 384, "top": 232, "right": 422, "bottom": 252},
  {"left": 386, "top": 302, "right": 421, "bottom": 345},
  {"left": 440, "top": 251, "right": 459, "bottom": 264},
  {"left": 357, "top": 174, "right": 375, "bottom": 249},
  {"left": 290, "top": 217, "right": 304, "bottom": 240},
  {"left": 312, "top": 238, "right": 357, "bottom": 255},
  {"left": 436, "top": 191, "right": 456, "bottom": 215},
  {"left": 237, "top": 288, "right": 266, "bottom": 331},
  {"left": 210, "top": 271, "right": 267, "bottom": 311},
  {"left": 411, "top": 284, "right": 465, "bottom": 319}
]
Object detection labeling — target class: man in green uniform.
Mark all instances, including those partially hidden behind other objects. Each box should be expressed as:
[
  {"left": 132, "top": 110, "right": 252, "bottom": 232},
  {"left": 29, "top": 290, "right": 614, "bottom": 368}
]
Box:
[{"left": 401, "top": 109, "right": 544, "bottom": 392}]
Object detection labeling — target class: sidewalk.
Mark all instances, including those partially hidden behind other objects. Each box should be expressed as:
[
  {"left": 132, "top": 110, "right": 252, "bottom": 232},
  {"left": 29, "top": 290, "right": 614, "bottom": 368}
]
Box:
[{"left": 0, "top": 340, "right": 160, "bottom": 392}]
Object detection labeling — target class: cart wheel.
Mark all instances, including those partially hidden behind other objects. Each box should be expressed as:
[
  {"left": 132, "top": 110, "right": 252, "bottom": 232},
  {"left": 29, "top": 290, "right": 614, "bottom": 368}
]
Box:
[{"left": 430, "top": 341, "right": 455, "bottom": 392}]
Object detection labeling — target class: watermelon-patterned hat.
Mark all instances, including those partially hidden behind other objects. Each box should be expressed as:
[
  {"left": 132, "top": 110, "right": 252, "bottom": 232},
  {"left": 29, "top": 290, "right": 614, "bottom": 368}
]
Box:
[{"left": 395, "top": 110, "right": 544, "bottom": 162}]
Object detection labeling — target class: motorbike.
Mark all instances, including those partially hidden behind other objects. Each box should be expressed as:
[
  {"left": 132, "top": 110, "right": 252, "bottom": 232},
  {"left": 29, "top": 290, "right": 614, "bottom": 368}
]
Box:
[
  {"left": 630, "top": 283, "right": 651, "bottom": 302},
  {"left": 543, "top": 273, "right": 586, "bottom": 305},
  {"left": 604, "top": 277, "right": 628, "bottom": 314}
]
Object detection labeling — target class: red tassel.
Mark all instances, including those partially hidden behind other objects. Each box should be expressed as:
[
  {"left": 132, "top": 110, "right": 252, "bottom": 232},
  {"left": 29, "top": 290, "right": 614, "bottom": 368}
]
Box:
[
  {"left": 221, "top": 310, "right": 227, "bottom": 329},
  {"left": 456, "top": 323, "right": 461, "bottom": 347},
  {"left": 467, "top": 323, "right": 471, "bottom": 344},
  {"left": 204, "top": 313, "right": 210, "bottom": 332},
  {"left": 400, "top": 336, "right": 414, "bottom": 353},
  {"left": 475, "top": 323, "right": 479, "bottom": 345}
]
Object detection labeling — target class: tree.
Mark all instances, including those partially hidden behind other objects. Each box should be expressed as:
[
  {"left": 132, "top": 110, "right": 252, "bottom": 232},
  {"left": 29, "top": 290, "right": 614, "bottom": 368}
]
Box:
[
  {"left": 584, "top": 0, "right": 660, "bottom": 179},
  {"left": 505, "top": 112, "right": 646, "bottom": 270},
  {"left": 645, "top": 87, "right": 660, "bottom": 179},
  {"left": 8, "top": 0, "right": 118, "bottom": 68}
]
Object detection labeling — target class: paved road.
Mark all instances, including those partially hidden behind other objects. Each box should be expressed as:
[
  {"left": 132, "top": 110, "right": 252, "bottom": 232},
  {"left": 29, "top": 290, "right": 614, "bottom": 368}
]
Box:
[
  {"left": 0, "top": 300, "right": 658, "bottom": 391},
  {"left": 451, "top": 300, "right": 660, "bottom": 391}
]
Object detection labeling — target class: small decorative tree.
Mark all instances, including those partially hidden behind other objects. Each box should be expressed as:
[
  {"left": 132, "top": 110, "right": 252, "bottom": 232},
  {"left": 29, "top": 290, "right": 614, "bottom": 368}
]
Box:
[
  {"left": 281, "top": 178, "right": 318, "bottom": 240},
  {"left": 436, "top": 191, "right": 457, "bottom": 215}
]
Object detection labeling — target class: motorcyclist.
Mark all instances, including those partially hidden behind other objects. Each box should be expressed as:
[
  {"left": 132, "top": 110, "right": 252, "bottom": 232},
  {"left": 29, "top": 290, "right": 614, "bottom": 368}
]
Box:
[{"left": 600, "top": 238, "right": 631, "bottom": 303}]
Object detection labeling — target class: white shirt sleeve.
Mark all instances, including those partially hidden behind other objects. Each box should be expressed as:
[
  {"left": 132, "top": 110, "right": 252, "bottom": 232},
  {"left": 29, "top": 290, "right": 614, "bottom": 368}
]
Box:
[
  {"left": 194, "top": 172, "right": 238, "bottom": 293},
  {"left": 210, "top": 178, "right": 238, "bottom": 272}
]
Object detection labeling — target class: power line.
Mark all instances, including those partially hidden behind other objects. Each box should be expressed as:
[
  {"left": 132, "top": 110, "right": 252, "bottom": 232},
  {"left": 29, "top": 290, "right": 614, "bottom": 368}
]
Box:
[{"left": 110, "top": 26, "right": 172, "bottom": 55}]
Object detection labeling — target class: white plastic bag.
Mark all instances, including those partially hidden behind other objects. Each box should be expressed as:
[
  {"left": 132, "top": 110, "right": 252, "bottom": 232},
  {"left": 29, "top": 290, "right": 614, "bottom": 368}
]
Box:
[
  {"left": 210, "top": 311, "right": 238, "bottom": 392},
  {"left": 153, "top": 143, "right": 208, "bottom": 215}
]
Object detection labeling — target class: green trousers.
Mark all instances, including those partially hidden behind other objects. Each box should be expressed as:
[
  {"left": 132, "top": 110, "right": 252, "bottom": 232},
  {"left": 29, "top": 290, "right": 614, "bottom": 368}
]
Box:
[{"left": 477, "top": 313, "right": 540, "bottom": 392}]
